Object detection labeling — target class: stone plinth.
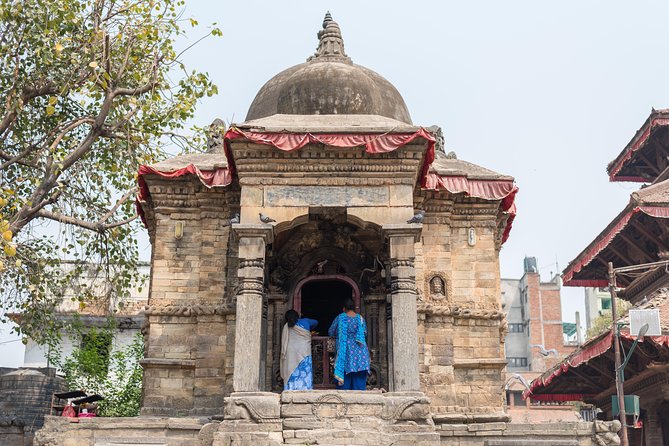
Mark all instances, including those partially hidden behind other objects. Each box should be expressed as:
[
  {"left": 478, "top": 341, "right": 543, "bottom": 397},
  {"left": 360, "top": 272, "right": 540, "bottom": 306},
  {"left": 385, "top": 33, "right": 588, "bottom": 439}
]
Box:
[
  {"left": 204, "top": 390, "right": 439, "bottom": 445},
  {"left": 33, "top": 416, "right": 206, "bottom": 446}
]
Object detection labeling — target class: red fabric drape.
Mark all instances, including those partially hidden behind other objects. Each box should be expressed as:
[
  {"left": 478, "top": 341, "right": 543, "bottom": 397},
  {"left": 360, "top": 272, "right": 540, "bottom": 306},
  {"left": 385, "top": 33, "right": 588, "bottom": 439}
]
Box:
[
  {"left": 562, "top": 206, "right": 669, "bottom": 286},
  {"left": 424, "top": 173, "right": 517, "bottom": 244},
  {"left": 609, "top": 117, "right": 669, "bottom": 181},
  {"left": 529, "top": 393, "right": 596, "bottom": 402},
  {"left": 524, "top": 331, "right": 669, "bottom": 401},
  {"left": 137, "top": 164, "right": 232, "bottom": 201},
  {"left": 224, "top": 127, "right": 437, "bottom": 186},
  {"left": 523, "top": 332, "right": 613, "bottom": 400},
  {"left": 136, "top": 127, "right": 516, "bottom": 245}
]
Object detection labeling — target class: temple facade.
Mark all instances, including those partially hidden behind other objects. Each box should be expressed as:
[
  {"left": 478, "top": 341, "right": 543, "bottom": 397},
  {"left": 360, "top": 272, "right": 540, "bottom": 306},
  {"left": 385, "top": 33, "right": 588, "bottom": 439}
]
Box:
[
  {"left": 136, "top": 12, "right": 516, "bottom": 420},
  {"left": 35, "top": 14, "right": 621, "bottom": 446}
]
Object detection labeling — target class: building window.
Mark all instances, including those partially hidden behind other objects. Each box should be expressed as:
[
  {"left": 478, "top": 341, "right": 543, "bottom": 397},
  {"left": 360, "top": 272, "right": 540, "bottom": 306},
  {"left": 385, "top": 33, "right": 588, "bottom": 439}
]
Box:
[
  {"left": 507, "top": 357, "right": 528, "bottom": 367},
  {"left": 601, "top": 298, "right": 611, "bottom": 310},
  {"left": 509, "top": 323, "right": 524, "bottom": 333}
]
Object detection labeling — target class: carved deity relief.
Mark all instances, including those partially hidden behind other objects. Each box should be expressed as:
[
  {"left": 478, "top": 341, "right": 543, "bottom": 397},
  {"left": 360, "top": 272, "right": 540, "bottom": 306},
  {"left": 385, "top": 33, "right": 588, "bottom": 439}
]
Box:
[{"left": 425, "top": 272, "right": 448, "bottom": 302}]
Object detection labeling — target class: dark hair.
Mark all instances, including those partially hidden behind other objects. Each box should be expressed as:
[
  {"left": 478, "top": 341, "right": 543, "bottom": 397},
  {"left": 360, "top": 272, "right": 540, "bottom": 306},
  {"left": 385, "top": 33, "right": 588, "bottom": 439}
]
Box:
[
  {"left": 285, "top": 310, "right": 299, "bottom": 328},
  {"left": 343, "top": 298, "right": 356, "bottom": 312}
]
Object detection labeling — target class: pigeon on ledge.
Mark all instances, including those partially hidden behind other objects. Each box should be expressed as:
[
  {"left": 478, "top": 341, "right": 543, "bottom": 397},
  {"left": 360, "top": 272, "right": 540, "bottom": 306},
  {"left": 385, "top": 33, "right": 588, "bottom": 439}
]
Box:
[
  {"left": 407, "top": 210, "right": 425, "bottom": 224},
  {"left": 259, "top": 213, "right": 276, "bottom": 224},
  {"left": 229, "top": 213, "right": 240, "bottom": 224}
]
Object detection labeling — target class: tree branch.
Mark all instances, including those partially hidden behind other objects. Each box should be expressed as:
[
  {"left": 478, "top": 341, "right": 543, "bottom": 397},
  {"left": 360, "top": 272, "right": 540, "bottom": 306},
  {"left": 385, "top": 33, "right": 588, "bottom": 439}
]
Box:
[
  {"left": 35, "top": 209, "right": 137, "bottom": 233},
  {"left": 99, "top": 187, "right": 137, "bottom": 223}
]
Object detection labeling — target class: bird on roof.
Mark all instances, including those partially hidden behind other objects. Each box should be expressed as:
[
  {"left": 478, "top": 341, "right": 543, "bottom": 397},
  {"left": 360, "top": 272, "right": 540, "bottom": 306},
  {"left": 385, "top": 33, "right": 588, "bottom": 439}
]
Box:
[
  {"left": 531, "top": 344, "right": 558, "bottom": 357},
  {"left": 259, "top": 213, "right": 276, "bottom": 224},
  {"left": 229, "top": 213, "right": 240, "bottom": 224},
  {"left": 504, "top": 373, "right": 532, "bottom": 392},
  {"left": 407, "top": 210, "right": 425, "bottom": 224}
]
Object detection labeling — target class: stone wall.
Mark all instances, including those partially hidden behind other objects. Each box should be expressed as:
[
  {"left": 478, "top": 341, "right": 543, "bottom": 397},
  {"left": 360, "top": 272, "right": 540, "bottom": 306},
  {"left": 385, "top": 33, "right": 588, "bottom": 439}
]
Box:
[
  {"left": 34, "top": 416, "right": 205, "bottom": 446},
  {"left": 141, "top": 178, "right": 236, "bottom": 416},
  {"left": 417, "top": 194, "right": 506, "bottom": 415}
]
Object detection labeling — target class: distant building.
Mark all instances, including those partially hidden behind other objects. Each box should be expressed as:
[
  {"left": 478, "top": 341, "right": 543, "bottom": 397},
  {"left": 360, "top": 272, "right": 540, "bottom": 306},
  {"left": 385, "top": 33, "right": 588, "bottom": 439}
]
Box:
[
  {"left": 584, "top": 287, "right": 612, "bottom": 330},
  {"left": 22, "top": 262, "right": 149, "bottom": 368},
  {"left": 501, "top": 257, "right": 580, "bottom": 422},
  {"left": 502, "top": 256, "right": 578, "bottom": 373}
]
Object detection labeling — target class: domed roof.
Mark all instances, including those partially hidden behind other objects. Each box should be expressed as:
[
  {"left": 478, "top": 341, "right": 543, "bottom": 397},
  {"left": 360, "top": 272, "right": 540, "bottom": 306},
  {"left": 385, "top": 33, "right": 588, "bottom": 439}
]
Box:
[{"left": 246, "top": 13, "right": 412, "bottom": 124}]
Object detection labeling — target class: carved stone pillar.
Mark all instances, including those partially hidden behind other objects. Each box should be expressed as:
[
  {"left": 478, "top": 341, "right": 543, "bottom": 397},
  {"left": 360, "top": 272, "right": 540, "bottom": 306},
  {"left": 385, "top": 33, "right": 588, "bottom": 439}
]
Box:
[
  {"left": 383, "top": 224, "right": 422, "bottom": 392},
  {"left": 232, "top": 224, "right": 273, "bottom": 392}
]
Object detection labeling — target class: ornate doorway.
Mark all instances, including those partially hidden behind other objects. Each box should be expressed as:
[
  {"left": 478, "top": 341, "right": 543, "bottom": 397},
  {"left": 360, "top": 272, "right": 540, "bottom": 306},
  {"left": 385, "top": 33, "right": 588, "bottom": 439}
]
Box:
[{"left": 293, "top": 275, "right": 360, "bottom": 388}]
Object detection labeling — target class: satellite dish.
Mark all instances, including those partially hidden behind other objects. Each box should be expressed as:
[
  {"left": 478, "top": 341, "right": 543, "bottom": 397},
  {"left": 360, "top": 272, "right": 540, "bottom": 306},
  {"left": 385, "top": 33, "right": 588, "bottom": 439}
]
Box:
[{"left": 629, "top": 310, "right": 661, "bottom": 337}]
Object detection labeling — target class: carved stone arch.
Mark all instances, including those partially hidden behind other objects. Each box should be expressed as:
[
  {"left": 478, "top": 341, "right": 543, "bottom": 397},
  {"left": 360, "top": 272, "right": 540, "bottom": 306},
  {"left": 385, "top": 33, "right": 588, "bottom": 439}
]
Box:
[
  {"left": 292, "top": 274, "right": 361, "bottom": 314},
  {"left": 291, "top": 246, "right": 361, "bottom": 280}
]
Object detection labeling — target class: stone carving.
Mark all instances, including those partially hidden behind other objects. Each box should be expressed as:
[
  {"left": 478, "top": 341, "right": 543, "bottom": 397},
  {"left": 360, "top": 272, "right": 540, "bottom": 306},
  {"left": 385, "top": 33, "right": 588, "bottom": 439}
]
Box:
[
  {"left": 417, "top": 303, "right": 505, "bottom": 320},
  {"left": 426, "top": 272, "right": 448, "bottom": 301},
  {"left": 499, "top": 317, "right": 509, "bottom": 343},
  {"left": 592, "top": 420, "right": 621, "bottom": 446},
  {"left": 389, "top": 258, "right": 415, "bottom": 269},
  {"left": 207, "top": 118, "right": 226, "bottom": 152},
  {"left": 380, "top": 395, "right": 431, "bottom": 421},
  {"left": 144, "top": 303, "right": 233, "bottom": 317},
  {"left": 269, "top": 221, "right": 372, "bottom": 291},
  {"left": 237, "top": 277, "right": 265, "bottom": 296},
  {"left": 224, "top": 394, "right": 281, "bottom": 423},
  {"left": 311, "top": 393, "right": 348, "bottom": 419},
  {"left": 238, "top": 258, "right": 264, "bottom": 269}
]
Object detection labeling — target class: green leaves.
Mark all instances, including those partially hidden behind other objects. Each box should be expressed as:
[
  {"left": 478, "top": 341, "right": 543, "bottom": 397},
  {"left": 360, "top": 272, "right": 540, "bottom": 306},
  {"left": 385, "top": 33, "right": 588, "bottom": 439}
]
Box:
[
  {"left": 0, "top": 0, "right": 220, "bottom": 341},
  {"left": 55, "top": 326, "right": 144, "bottom": 417}
]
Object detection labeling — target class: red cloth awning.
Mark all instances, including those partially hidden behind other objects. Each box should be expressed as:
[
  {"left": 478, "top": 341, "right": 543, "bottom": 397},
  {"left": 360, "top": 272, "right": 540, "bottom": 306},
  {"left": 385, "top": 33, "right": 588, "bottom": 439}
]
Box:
[
  {"left": 562, "top": 206, "right": 669, "bottom": 287},
  {"left": 524, "top": 331, "right": 669, "bottom": 401},
  {"left": 136, "top": 127, "right": 517, "bottom": 244}
]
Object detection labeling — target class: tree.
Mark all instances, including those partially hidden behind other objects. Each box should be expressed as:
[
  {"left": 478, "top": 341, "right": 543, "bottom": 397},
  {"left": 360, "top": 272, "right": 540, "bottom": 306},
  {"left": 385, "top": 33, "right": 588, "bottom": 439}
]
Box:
[
  {"left": 586, "top": 298, "right": 632, "bottom": 339},
  {"left": 0, "top": 0, "right": 219, "bottom": 342},
  {"left": 51, "top": 324, "right": 145, "bottom": 417}
]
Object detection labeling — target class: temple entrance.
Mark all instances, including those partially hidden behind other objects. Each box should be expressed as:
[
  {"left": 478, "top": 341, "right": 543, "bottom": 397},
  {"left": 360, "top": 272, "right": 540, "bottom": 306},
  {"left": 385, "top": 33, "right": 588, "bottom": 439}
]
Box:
[
  {"left": 300, "top": 280, "right": 351, "bottom": 335},
  {"left": 293, "top": 275, "right": 360, "bottom": 388}
]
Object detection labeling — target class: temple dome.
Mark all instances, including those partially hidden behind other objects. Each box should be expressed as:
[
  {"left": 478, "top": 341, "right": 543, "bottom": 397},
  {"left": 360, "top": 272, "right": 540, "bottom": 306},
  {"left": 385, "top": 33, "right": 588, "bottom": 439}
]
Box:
[{"left": 245, "top": 13, "right": 412, "bottom": 124}]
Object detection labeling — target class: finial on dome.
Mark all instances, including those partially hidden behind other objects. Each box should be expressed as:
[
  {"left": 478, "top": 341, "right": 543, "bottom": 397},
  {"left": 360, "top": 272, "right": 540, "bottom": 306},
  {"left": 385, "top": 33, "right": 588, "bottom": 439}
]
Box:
[
  {"left": 308, "top": 12, "right": 351, "bottom": 63},
  {"left": 323, "top": 11, "right": 333, "bottom": 28}
]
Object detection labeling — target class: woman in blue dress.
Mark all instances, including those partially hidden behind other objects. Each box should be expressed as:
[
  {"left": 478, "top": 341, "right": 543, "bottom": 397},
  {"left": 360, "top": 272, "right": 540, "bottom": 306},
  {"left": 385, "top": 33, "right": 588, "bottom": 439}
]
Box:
[
  {"left": 280, "top": 310, "right": 318, "bottom": 390},
  {"left": 328, "top": 298, "right": 370, "bottom": 390}
]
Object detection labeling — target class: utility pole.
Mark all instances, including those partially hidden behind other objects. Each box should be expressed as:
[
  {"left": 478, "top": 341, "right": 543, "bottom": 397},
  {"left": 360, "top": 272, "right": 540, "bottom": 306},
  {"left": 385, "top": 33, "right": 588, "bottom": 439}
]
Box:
[{"left": 608, "top": 262, "right": 628, "bottom": 446}]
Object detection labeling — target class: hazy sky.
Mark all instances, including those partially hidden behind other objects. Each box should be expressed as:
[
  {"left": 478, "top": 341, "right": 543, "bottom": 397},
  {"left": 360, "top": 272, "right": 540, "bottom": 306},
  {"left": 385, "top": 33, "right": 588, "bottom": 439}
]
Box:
[
  {"left": 3, "top": 1, "right": 669, "bottom": 365},
  {"left": 176, "top": 1, "right": 669, "bottom": 324}
]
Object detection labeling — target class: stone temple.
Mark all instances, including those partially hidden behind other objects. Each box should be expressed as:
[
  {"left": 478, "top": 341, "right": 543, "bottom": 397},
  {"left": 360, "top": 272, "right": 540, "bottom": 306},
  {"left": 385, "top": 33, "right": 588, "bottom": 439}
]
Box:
[{"left": 36, "top": 13, "right": 621, "bottom": 446}]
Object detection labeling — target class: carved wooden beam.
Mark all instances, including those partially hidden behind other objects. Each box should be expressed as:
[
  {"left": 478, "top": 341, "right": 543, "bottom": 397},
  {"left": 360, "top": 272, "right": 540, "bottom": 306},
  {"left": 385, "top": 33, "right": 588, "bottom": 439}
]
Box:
[
  {"left": 619, "top": 233, "right": 655, "bottom": 263},
  {"left": 586, "top": 359, "right": 616, "bottom": 383},
  {"left": 570, "top": 366, "right": 606, "bottom": 391},
  {"left": 637, "top": 151, "right": 661, "bottom": 175},
  {"left": 608, "top": 244, "right": 635, "bottom": 266},
  {"left": 630, "top": 220, "right": 669, "bottom": 252}
]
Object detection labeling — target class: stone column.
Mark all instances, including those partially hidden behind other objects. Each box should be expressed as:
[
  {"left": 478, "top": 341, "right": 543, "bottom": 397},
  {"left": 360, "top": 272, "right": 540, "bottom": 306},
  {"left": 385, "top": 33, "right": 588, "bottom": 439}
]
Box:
[
  {"left": 383, "top": 224, "right": 422, "bottom": 392},
  {"left": 231, "top": 224, "right": 273, "bottom": 392}
]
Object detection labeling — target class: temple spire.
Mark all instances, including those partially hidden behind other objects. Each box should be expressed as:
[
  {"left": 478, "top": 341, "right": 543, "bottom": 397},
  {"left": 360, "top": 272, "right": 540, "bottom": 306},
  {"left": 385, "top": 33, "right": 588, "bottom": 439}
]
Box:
[{"left": 308, "top": 12, "right": 352, "bottom": 63}]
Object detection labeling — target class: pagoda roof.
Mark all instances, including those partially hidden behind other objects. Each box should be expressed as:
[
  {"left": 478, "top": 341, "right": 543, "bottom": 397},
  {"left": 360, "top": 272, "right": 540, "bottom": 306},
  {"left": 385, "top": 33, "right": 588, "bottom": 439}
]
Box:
[
  {"left": 562, "top": 179, "right": 669, "bottom": 290},
  {"left": 607, "top": 109, "right": 669, "bottom": 183}
]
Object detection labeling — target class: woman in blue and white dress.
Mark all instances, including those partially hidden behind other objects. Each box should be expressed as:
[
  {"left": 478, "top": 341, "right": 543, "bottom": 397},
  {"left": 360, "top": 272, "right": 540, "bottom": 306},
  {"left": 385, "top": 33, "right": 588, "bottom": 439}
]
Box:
[{"left": 280, "top": 310, "right": 318, "bottom": 390}]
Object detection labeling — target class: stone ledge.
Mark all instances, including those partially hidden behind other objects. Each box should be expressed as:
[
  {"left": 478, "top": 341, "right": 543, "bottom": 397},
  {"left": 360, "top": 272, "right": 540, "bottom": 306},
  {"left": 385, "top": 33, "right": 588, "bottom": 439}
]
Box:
[
  {"left": 453, "top": 358, "right": 508, "bottom": 369},
  {"left": 140, "top": 358, "right": 196, "bottom": 369},
  {"left": 433, "top": 412, "right": 510, "bottom": 424}
]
